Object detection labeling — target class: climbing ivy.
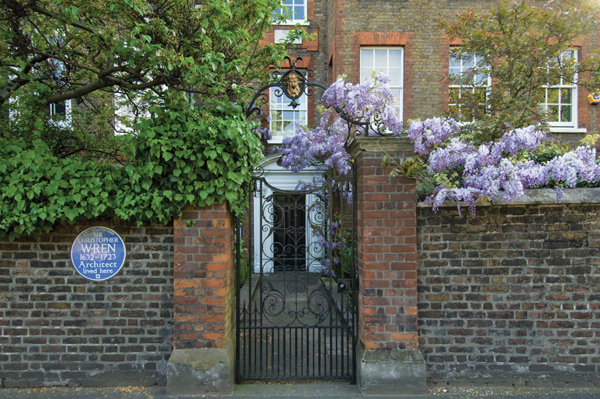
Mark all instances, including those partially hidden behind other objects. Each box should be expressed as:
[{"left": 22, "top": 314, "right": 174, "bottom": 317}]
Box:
[{"left": 0, "top": 103, "right": 262, "bottom": 241}]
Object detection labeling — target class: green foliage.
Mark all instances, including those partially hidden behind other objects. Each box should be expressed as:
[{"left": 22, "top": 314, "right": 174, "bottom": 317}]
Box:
[
  {"left": 1, "top": 0, "right": 295, "bottom": 157},
  {"left": 529, "top": 140, "right": 570, "bottom": 164},
  {"left": 0, "top": 103, "right": 262, "bottom": 240},
  {"left": 581, "top": 134, "right": 600, "bottom": 147},
  {"left": 440, "top": 0, "right": 600, "bottom": 141},
  {"left": 0, "top": 0, "right": 301, "bottom": 240},
  {"left": 238, "top": 256, "right": 251, "bottom": 287}
]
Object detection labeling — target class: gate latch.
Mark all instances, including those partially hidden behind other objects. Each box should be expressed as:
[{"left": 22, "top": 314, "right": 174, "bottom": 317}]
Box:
[{"left": 338, "top": 279, "right": 359, "bottom": 293}]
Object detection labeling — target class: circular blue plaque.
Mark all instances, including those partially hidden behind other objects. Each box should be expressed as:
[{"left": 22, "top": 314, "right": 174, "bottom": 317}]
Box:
[{"left": 70, "top": 227, "right": 126, "bottom": 281}]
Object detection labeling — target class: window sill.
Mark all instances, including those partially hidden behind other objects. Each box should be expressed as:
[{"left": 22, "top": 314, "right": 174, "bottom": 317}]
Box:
[
  {"left": 267, "top": 136, "right": 286, "bottom": 145},
  {"left": 548, "top": 127, "right": 587, "bottom": 133},
  {"left": 273, "top": 21, "right": 310, "bottom": 27}
]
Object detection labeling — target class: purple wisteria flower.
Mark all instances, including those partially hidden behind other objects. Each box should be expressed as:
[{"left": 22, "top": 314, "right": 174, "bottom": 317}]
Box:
[
  {"left": 415, "top": 119, "right": 600, "bottom": 215},
  {"left": 408, "top": 117, "right": 461, "bottom": 155},
  {"left": 280, "top": 73, "right": 402, "bottom": 176}
]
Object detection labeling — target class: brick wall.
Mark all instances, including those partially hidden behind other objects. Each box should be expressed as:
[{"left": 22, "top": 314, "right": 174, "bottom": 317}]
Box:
[
  {"left": 352, "top": 138, "right": 420, "bottom": 351},
  {"left": 0, "top": 220, "right": 173, "bottom": 388},
  {"left": 417, "top": 198, "right": 600, "bottom": 386},
  {"left": 172, "top": 203, "right": 235, "bottom": 350}
]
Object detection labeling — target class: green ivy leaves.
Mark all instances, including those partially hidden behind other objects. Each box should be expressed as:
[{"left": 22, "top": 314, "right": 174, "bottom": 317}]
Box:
[{"left": 0, "top": 104, "right": 262, "bottom": 240}]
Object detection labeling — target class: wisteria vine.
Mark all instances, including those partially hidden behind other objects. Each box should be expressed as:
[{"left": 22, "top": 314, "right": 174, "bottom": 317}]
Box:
[
  {"left": 408, "top": 119, "right": 600, "bottom": 215},
  {"left": 279, "top": 73, "right": 403, "bottom": 175},
  {"left": 278, "top": 73, "right": 403, "bottom": 278},
  {"left": 275, "top": 73, "right": 600, "bottom": 277}
]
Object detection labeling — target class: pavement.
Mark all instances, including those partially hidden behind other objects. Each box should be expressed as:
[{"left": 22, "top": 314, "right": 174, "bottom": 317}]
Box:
[{"left": 1, "top": 383, "right": 600, "bottom": 399}]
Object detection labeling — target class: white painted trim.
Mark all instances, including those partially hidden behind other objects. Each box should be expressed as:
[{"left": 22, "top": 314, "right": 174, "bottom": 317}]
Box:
[
  {"left": 273, "top": 21, "right": 310, "bottom": 26},
  {"left": 549, "top": 127, "right": 587, "bottom": 134},
  {"left": 253, "top": 155, "right": 324, "bottom": 274}
]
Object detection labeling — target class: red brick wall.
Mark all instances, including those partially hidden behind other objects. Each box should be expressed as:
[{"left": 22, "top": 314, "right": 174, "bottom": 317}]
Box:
[
  {"left": 352, "top": 138, "right": 419, "bottom": 351},
  {"left": 173, "top": 203, "right": 234, "bottom": 350}
]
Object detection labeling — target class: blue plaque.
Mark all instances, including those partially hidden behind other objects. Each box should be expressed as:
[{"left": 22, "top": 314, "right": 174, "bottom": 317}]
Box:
[{"left": 70, "top": 227, "right": 126, "bottom": 281}]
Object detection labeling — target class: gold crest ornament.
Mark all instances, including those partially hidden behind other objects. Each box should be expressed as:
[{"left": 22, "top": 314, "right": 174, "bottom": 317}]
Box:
[{"left": 283, "top": 71, "right": 302, "bottom": 99}]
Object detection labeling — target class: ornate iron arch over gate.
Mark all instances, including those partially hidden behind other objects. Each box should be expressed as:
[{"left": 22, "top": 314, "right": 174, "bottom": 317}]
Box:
[{"left": 234, "top": 57, "right": 361, "bottom": 383}]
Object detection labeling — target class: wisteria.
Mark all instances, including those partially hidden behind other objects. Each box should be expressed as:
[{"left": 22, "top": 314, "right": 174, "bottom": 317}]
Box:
[
  {"left": 279, "top": 74, "right": 403, "bottom": 279},
  {"left": 277, "top": 73, "right": 600, "bottom": 277},
  {"left": 408, "top": 117, "right": 461, "bottom": 156},
  {"left": 279, "top": 72, "right": 403, "bottom": 176},
  {"left": 409, "top": 120, "right": 600, "bottom": 215},
  {"left": 280, "top": 109, "right": 351, "bottom": 175}
]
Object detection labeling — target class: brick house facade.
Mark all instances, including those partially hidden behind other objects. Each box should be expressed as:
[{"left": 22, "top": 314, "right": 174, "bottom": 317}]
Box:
[
  {"left": 2, "top": 0, "right": 600, "bottom": 393},
  {"left": 262, "top": 0, "right": 600, "bottom": 147}
]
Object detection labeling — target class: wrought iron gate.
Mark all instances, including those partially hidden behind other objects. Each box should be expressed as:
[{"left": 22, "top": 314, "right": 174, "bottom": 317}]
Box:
[{"left": 235, "top": 173, "right": 357, "bottom": 383}]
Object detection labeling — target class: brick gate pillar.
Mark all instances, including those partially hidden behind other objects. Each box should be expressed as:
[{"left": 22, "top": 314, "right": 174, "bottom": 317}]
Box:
[
  {"left": 348, "top": 137, "right": 426, "bottom": 395},
  {"left": 166, "top": 202, "right": 235, "bottom": 395}
]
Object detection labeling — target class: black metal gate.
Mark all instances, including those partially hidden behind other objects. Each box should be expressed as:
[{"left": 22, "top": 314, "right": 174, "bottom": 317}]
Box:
[{"left": 235, "top": 173, "right": 357, "bottom": 383}]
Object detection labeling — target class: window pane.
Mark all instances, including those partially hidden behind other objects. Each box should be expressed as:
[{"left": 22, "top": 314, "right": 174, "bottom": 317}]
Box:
[
  {"left": 360, "top": 50, "right": 372, "bottom": 69},
  {"left": 560, "top": 105, "right": 572, "bottom": 122},
  {"left": 55, "top": 102, "right": 66, "bottom": 115},
  {"left": 449, "top": 88, "right": 460, "bottom": 104},
  {"left": 449, "top": 70, "right": 461, "bottom": 85},
  {"left": 389, "top": 50, "right": 403, "bottom": 66},
  {"left": 547, "top": 89, "right": 559, "bottom": 104},
  {"left": 299, "top": 111, "right": 307, "bottom": 124},
  {"left": 563, "top": 50, "right": 574, "bottom": 60},
  {"left": 360, "top": 68, "right": 373, "bottom": 82},
  {"left": 547, "top": 105, "right": 559, "bottom": 121},
  {"left": 561, "top": 88, "right": 572, "bottom": 104},
  {"left": 389, "top": 68, "right": 402, "bottom": 86},
  {"left": 474, "top": 88, "right": 487, "bottom": 103},
  {"left": 295, "top": 6, "right": 304, "bottom": 19},
  {"left": 475, "top": 73, "right": 488, "bottom": 85},
  {"left": 375, "top": 50, "right": 387, "bottom": 68},
  {"left": 449, "top": 55, "right": 460, "bottom": 69}
]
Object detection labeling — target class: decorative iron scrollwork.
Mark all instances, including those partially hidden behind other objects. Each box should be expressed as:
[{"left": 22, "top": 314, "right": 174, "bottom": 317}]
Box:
[{"left": 245, "top": 56, "right": 327, "bottom": 117}]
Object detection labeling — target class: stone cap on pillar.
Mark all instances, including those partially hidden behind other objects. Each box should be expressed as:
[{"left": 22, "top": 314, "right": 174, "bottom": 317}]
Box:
[{"left": 347, "top": 136, "right": 415, "bottom": 160}]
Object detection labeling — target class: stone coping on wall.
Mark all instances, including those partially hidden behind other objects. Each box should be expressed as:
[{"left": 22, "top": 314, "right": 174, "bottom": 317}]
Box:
[{"left": 417, "top": 188, "right": 600, "bottom": 208}]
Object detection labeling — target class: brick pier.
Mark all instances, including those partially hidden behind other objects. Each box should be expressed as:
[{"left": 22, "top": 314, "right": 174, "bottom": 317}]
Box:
[
  {"left": 349, "top": 136, "right": 426, "bottom": 395},
  {"left": 167, "top": 203, "right": 235, "bottom": 396}
]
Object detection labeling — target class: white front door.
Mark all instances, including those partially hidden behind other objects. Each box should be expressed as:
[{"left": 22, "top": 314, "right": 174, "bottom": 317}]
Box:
[{"left": 253, "top": 156, "right": 324, "bottom": 274}]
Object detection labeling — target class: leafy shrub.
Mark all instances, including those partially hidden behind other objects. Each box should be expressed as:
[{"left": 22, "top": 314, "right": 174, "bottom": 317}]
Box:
[{"left": 0, "top": 103, "right": 262, "bottom": 240}]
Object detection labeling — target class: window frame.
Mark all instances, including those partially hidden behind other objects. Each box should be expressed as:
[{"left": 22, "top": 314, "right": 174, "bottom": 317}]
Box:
[
  {"left": 274, "top": 0, "right": 308, "bottom": 25},
  {"left": 448, "top": 51, "right": 491, "bottom": 122},
  {"left": 359, "top": 47, "right": 404, "bottom": 121},
  {"left": 47, "top": 100, "right": 72, "bottom": 128},
  {"left": 268, "top": 77, "right": 308, "bottom": 144},
  {"left": 540, "top": 49, "right": 579, "bottom": 129}
]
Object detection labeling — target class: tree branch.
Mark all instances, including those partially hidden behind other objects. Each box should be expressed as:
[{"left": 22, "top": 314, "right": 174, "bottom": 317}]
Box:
[
  {"left": 0, "top": 54, "right": 49, "bottom": 105},
  {"left": 29, "top": 3, "right": 95, "bottom": 34}
]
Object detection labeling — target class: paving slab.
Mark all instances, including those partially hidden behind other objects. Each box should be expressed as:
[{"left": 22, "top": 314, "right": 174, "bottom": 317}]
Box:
[{"left": 2, "top": 383, "right": 600, "bottom": 399}]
